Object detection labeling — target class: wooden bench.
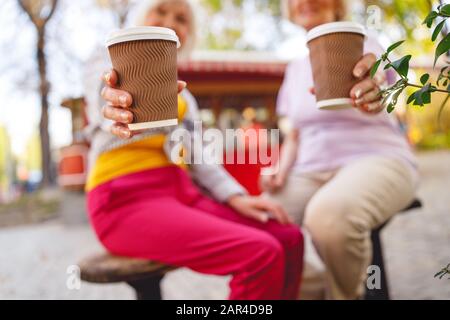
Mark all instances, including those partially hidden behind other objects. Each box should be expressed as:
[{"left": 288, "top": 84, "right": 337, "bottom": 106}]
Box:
[
  {"left": 79, "top": 199, "right": 422, "bottom": 300},
  {"left": 79, "top": 254, "right": 177, "bottom": 300}
]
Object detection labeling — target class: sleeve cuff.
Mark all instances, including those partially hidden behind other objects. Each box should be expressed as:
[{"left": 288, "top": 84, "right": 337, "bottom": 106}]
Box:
[{"left": 209, "top": 178, "right": 248, "bottom": 203}]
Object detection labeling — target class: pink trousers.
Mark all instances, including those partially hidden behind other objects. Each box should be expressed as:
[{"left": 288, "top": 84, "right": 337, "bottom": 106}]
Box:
[{"left": 87, "top": 166, "right": 303, "bottom": 300}]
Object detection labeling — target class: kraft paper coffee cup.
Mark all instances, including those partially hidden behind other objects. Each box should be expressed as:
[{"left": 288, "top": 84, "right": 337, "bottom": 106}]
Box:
[
  {"left": 106, "top": 27, "right": 181, "bottom": 130},
  {"left": 307, "top": 22, "right": 366, "bottom": 110}
]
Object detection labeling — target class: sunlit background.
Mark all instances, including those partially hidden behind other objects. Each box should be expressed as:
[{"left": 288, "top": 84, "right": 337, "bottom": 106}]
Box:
[
  {"left": 0, "top": 0, "right": 449, "bottom": 196},
  {"left": 0, "top": 2, "right": 446, "bottom": 146}
]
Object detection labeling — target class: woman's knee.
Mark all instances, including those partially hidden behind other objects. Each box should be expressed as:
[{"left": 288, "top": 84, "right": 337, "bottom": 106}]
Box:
[
  {"left": 304, "top": 197, "right": 355, "bottom": 247},
  {"left": 246, "top": 232, "right": 285, "bottom": 269},
  {"left": 268, "top": 223, "right": 304, "bottom": 252},
  {"left": 306, "top": 200, "right": 373, "bottom": 256}
]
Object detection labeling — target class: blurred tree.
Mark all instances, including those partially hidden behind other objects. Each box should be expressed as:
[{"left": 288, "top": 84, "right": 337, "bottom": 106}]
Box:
[
  {"left": 16, "top": 0, "right": 59, "bottom": 188},
  {"left": 96, "top": 0, "right": 133, "bottom": 27}
]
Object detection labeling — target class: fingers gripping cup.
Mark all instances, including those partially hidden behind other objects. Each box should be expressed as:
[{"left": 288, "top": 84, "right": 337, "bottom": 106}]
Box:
[
  {"left": 106, "top": 27, "right": 181, "bottom": 130},
  {"left": 307, "top": 22, "right": 366, "bottom": 110}
]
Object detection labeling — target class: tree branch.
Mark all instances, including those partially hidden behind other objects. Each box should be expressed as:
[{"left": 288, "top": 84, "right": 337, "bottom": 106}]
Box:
[
  {"left": 44, "top": 0, "right": 58, "bottom": 23},
  {"left": 16, "top": 0, "right": 59, "bottom": 28},
  {"left": 407, "top": 83, "right": 450, "bottom": 94},
  {"left": 16, "top": 0, "right": 37, "bottom": 26}
]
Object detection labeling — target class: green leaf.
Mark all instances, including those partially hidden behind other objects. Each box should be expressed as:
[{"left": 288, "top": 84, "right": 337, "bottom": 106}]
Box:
[
  {"left": 387, "top": 40, "right": 405, "bottom": 53},
  {"left": 390, "top": 55, "right": 412, "bottom": 78},
  {"left": 444, "top": 79, "right": 449, "bottom": 87},
  {"left": 432, "top": 20, "right": 446, "bottom": 41},
  {"left": 440, "top": 4, "right": 450, "bottom": 15},
  {"left": 370, "top": 59, "right": 382, "bottom": 78},
  {"left": 420, "top": 73, "right": 430, "bottom": 85},
  {"left": 412, "top": 84, "right": 432, "bottom": 106},
  {"left": 407, "top": 91, "right": 418, "bottom": 104},
  {"left": 422, "top": 91, "right": 431, "bottom": 104},
  {"left": 387, "top": 104, "right": 395, "bottom": 113},
  {"left": 423, "top": 11, "right": 438, "bottom": 27},
  {"left": 384, "top": 86, "right": 405, "bottom": 112},
  {"left": 434, "top": 33, "right": 450, "bottom": 67},
  {"left": 413, "top": 93, "right": 424, "bottom": 106}
]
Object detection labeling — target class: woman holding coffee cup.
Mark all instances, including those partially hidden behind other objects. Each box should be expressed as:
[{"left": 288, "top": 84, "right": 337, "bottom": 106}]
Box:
[
  {"left": 84, "top": 0, "right": 303, "bottom": 300},
  {"left": 260, "top": 0, "right": 418, "bottom": 299}
]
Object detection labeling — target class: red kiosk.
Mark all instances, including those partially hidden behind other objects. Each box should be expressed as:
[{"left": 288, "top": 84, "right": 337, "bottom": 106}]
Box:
[{"left": 178, "top": 58, "right": 286, "bottom": 195}]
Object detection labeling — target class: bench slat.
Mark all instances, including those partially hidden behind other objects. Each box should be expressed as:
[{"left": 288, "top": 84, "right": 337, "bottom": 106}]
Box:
[{"left": 79, "top": 253, "right": 175, "bottom": 283}]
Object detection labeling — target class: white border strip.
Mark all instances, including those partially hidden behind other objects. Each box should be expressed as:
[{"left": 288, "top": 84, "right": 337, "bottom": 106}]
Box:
[
  {"left": 128, "top": 118, "right": 178, "bottom": 131},
  {"left": 317, "top": 98, "right": 353, "bottom": 110},
  {"left": 106, "top": 27, "right": 180, "bottom": 48},
  {"left": 306, "top": 22, "right": 366, "bottom": 43},
  {"left": 106, "top": 33, "right": 180, "bottom": 48}
]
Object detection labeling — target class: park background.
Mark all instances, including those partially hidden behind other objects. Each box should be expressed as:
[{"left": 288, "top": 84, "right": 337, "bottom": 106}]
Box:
[{"left": 0, "top": 0, "right": 449, "bottom": 299}]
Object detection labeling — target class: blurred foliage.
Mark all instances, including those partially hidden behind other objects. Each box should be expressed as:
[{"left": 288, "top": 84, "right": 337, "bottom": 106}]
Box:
[
  {"left": 200, "top": 0, "right": 282, "bottom": 50},
  {"left": 95, "top": 0, "right": 132, "bottom": 26},
  {"left": 406, "top": 68, "right": 450, "bottom": 149},
  {"left": 199, "top": 0, "right": 438, "bottom": 53},
  {"left": 201, "top": 0, "right": 281, "bottom": 15},
  {"left": 366, "top": 0, "right": 436, "bottom": 56},
  {"left": 366, "top": 0, "right": 433, "bottom": 35},
  {"left": 368, "top": 3, "right": 450, "bottom": 149}
]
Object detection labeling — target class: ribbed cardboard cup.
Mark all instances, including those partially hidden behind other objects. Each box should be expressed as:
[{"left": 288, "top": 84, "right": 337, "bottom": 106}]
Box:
[
  {"left": 307, "top": 22, "right": 366, "bottom": 110},
  {"left": 106, "top": 27, "right": 181, "bottom": 130}
]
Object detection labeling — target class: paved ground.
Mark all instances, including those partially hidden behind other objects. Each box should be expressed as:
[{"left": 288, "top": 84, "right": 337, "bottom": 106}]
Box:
[
  {"left": 0, "top": 151, "right": 449, "bottom": 300},
  {"left": 383, "top": 151, "right": 450, "bottom": 299}
]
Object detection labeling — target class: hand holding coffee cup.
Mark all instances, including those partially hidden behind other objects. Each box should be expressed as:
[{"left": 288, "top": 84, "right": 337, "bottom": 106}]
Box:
[
  {"left": 101, "top": 70, "right": 187, "bottom": 139},
  {"left": 105, "top": 26, "right": 181, "bottom": 132},
  {"left": 308, "top": 54, "right": 386, "bottom": 114},
  {"left": 307, "top": 21, "right": 385, "bottom": 113},
  {"left": 349, "top": 53, "right": 386, "bottom": 113}
]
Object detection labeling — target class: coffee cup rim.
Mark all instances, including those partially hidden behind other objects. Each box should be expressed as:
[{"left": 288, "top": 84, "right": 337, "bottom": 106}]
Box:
[
  {"left": 106, "top": 26, "right": 181, "bottom": 48},
  {"left": 306, "top": 21, "right": 366, "bottom": 43}
]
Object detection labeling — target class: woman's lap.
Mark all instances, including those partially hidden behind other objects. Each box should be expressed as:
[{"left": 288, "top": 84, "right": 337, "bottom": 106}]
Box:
[
  {"left": 304, "top": 155, "right": 416, "bottom": 229},
  {"left": 266, "top": 155, "right": 416, "bottom": 228},
  {"left": 86, "top": 167, "right": 301, "bottom": 276},
  {"left": 192, "top": 195, "right": 303, "bottom": 247}
]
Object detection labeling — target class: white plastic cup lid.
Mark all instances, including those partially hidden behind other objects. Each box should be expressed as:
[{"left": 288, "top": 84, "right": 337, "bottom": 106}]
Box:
[
  {"left": 106, "top": 26, "right": 180, "bottom": 48},
  {"left": 306, "top": 21, "right": 366, "bottom": 43}
]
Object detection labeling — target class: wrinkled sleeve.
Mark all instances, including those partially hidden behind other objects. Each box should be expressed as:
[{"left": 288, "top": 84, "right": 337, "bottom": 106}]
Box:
[{"left": 276, "top": 63, "right": 294, "bottom": 117}]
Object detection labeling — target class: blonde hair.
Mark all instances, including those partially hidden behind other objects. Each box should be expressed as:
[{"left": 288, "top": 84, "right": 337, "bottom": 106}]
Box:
[
  {"left": 282, "top": 0, "right": 348, "bottom": 23},
  {"left": 132, "top": 0, "right": 197, "bottom": 60}
]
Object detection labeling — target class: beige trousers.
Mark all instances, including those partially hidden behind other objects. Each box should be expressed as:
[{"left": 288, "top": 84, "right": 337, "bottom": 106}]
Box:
[{"left": 264, "top": 155, "right": 417, "bottom": 300}]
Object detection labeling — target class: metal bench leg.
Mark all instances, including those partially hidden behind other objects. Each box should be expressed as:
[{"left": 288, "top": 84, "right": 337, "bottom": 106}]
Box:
[
  {"left": 365, "top": 227, "right": 390, "bottom": 300},
  {"left": 364, "top": 200, "right": 421, "bottom": 300},
  {"left": 127, "top": 274, "right": 164, "bottom": 300}
]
